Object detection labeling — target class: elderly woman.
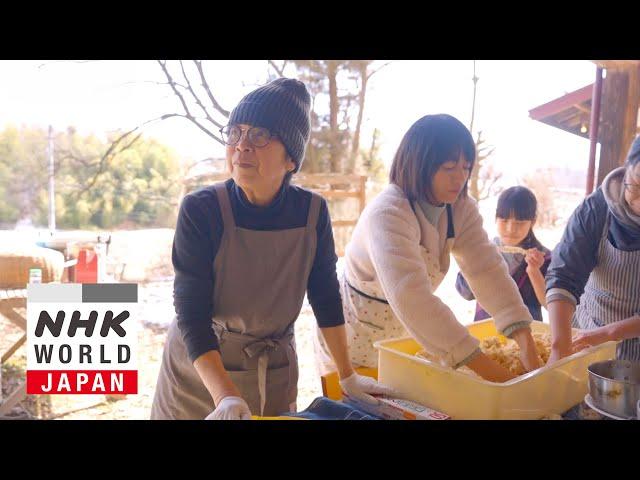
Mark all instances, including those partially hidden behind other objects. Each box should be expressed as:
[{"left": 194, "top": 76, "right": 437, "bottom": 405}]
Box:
[
  {"left": 546, "top": 136, "right": 640, "bottom": 363},
  {"left": 151, "top": 78, "right": 392, "bottom": 420},
  {"left": 315, "top": 114, "right": 542, "bottom": 382}
]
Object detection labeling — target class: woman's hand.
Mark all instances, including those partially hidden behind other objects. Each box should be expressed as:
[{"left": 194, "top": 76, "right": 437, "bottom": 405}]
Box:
[
  {"left": 572, "top": 325, "right": 615, "bottom": 352},
  {"left": 466, "top": 352, "right": 517, "bottom": 383},
  {"left": 205, "top": 396, "right": 252, "bottom": 420},
  {"left": 511, "top": 327, "right": 543, "bottom": 372}
]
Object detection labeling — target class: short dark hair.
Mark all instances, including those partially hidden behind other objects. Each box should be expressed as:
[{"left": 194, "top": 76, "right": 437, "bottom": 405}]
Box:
[
  {"left": 389, "top": 114, "right": 476, "bottom": 203},
  {"left": 496, "top": 186, "right": 537, "bottom": 221},
  {"left": 625, "top": 135, "right": 640, "bottom": 168}
]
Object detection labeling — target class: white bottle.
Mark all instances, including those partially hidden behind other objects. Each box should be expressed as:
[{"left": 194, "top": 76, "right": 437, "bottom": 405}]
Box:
[{"left": 29, "top": 268, "right": 42, "bottom": 284}]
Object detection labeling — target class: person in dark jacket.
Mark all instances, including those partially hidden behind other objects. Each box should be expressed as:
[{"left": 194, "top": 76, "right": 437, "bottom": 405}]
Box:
[{"left": 546, "top": 135, "right": 640, "bottom": 364}]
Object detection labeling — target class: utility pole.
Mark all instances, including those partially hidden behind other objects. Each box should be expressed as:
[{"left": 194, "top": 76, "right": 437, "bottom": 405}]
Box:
[
  {"left": 469, "top": 60, "right": 479, "bottom": 135},
  {"left": 48, "top": 125, "right": 56, "bottom": 232}
]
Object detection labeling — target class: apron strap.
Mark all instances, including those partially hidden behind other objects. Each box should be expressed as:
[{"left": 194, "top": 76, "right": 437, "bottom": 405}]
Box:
[
  {"left": 345, "top": 277, "right": 389, "bottom": 304},
  {"left": 446, "top": 203, "right": 455, "bottom": 239},
  {"left": 213, "top": 324, "right": 296, "bottom": 416},
  {"left": 306, "top": 193, "right": 322, "bottom": 232},
  {"left": 214, "top": 182, "right": 236, "bottom": 229},
  {"left": 242, "top": 340, "right": 278, "bottom": 417}
]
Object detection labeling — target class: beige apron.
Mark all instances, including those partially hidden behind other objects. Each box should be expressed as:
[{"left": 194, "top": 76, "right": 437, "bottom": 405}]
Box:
[{"left": 151, "top": 182, "right": 321, "bottom": 419}]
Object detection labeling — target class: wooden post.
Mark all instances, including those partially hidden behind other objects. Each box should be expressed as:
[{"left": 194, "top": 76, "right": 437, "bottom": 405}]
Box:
[
  {"left": 597, "top": 66, "right": 640, "bottom": 186},
  {"left": 586, "top": 67, "right": 603, "bottom": 195},
  {"left": 622, "top": 65, "right": 640, "bottom": 163}
]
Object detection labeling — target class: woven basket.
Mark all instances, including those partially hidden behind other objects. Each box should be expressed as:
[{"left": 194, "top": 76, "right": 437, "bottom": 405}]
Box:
[{"left": 0, "top": 246, "right": 65, "bottom": 288}]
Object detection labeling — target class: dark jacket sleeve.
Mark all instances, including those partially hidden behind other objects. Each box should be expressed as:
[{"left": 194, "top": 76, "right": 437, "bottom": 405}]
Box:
[
  {"left": 307, "top": 197, "right": 345, "bottom": 328},
  {"left": 172, "top": 191, "right": 223, "bottom": 362},
  {"left": 545, "top": 189, "right": 608, "bottom": 304},
  {"left": 455, "top": 271, "right": 476, "bottom": 301}
]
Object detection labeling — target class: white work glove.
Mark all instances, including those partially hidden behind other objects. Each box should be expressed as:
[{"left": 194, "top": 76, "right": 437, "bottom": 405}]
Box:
[
  {"left": 205, "top": 396, "right": 252, "bottom": 420},
  {"left": 339, "top": 372, "right": 398, "bottom": 405}
]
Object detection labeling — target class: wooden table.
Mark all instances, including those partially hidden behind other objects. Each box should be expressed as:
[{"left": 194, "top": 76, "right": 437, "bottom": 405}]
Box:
[{"left": 0, "top": 288, "right": 28, "bottom": 417}]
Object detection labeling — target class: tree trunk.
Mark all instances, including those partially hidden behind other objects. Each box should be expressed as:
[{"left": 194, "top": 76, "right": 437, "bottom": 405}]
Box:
[
  {"left": 327, "top": 61, "right": 341, "bottom": 173},
  {"left": 351, "top": 63, "right": 368, "bottom": 166}
]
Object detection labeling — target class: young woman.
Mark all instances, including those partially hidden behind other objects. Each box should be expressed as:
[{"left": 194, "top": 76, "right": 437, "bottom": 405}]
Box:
[{"left": 314, "top": 114, "right": 542, "bottom": 383}]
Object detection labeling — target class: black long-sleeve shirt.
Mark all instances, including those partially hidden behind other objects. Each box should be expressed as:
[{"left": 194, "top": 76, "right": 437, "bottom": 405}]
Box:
[{"left": 172, "top": 179, "right": 345, "bottom": 363}]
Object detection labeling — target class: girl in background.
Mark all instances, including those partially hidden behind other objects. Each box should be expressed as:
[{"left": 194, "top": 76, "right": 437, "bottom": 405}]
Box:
[{"left": 456, "top": 186, "right": 551, "bottom": 322}]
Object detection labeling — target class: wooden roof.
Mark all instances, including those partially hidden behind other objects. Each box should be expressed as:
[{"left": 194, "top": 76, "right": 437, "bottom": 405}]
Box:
[
  {"left": 528, "top": 84, "right": 593, "bottom": 139},
  {"left": 592, "top": 60, "right": 640, "bottom": 71},
  {"left": 529, "top": 61, "right": 640, "bottom": 138}
]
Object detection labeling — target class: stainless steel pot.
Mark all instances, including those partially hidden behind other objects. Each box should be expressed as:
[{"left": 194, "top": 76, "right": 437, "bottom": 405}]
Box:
[{"left": 588, "top": 360, "right": 640, "bottom": 420}]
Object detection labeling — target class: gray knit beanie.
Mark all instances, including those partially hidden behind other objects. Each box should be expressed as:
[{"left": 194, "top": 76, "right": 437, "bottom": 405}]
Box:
[{"left": 228, "top": 78, "right": 311, "bottom": 172}]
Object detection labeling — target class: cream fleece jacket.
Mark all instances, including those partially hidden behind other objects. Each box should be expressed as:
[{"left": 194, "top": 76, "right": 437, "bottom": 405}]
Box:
[{"left": 344, "top": 184, "right": 533, "bottom": 367}]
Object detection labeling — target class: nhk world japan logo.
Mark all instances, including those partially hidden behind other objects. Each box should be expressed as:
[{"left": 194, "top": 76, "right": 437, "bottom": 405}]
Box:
[{"left": 26, "top": 284, "right": 138, "bottom": 395}]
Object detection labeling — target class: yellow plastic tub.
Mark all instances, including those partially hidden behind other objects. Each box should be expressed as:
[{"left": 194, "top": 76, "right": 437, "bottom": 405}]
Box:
[{"left": 374, "top": 319, "right": 618, "bottom": 419}]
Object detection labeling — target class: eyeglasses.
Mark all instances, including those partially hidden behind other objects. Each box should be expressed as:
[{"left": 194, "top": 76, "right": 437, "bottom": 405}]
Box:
[
  {"left": 219, "top": 125, "right": 277, "bottom": 148},
  {"left": 624, "top": 182, "right": 640, "bottom": 196}
]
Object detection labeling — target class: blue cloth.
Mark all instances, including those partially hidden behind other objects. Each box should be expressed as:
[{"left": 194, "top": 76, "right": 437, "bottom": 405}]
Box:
[
  {"left": 285, "top": 397, "right": 381, "bottom": 420},
  {"left": 284, "top": 397, "right": 603, "bottom": 420}
]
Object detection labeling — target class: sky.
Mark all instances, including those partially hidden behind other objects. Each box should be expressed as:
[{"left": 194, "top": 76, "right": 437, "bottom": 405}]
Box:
[{"left": 0, "top": 59, "right": 597, "bottom": 186}]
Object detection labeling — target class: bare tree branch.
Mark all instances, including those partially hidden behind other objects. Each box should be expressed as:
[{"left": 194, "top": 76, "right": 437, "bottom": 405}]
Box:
[
  {"left": 56, "top": 151, "right": 98, "bottom": 170},
  {"left": 194, "top": 60, "right": 230, "bottom": 117},
  {"left": 179, "top": 61, "right": 225, "bottom": 130},
  {"left": 69, "top": 127, "right": 143, "bottom": 201},
  {"left": 158, "top": 60, "right": 225, "bottom": 144},
  {"left": 139, "top": 112, "right": 225, "bottom": 146},
  {"left": 37, "top": 60, "right": 97, "bottom": 70},
  {"left": 158, "top": 113, "right": 184, "bottom": 121},
  {"left": 268, "top": 60, "right": 288, "bottom": 78},
  {"left": 158, "top": 61, "right": 193, "bottom": 116},
  {"left": 171, "top": 81, "right": 192, "bottom": 91},
  {"left": 479, "top": 172, "right": 503, "bottom": 201},
  {"left": 117, "top": 80, "right": 173, "bottom": 88},
  {"left": 366, "top": 61, "right": 392, "bottom": 80}
]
